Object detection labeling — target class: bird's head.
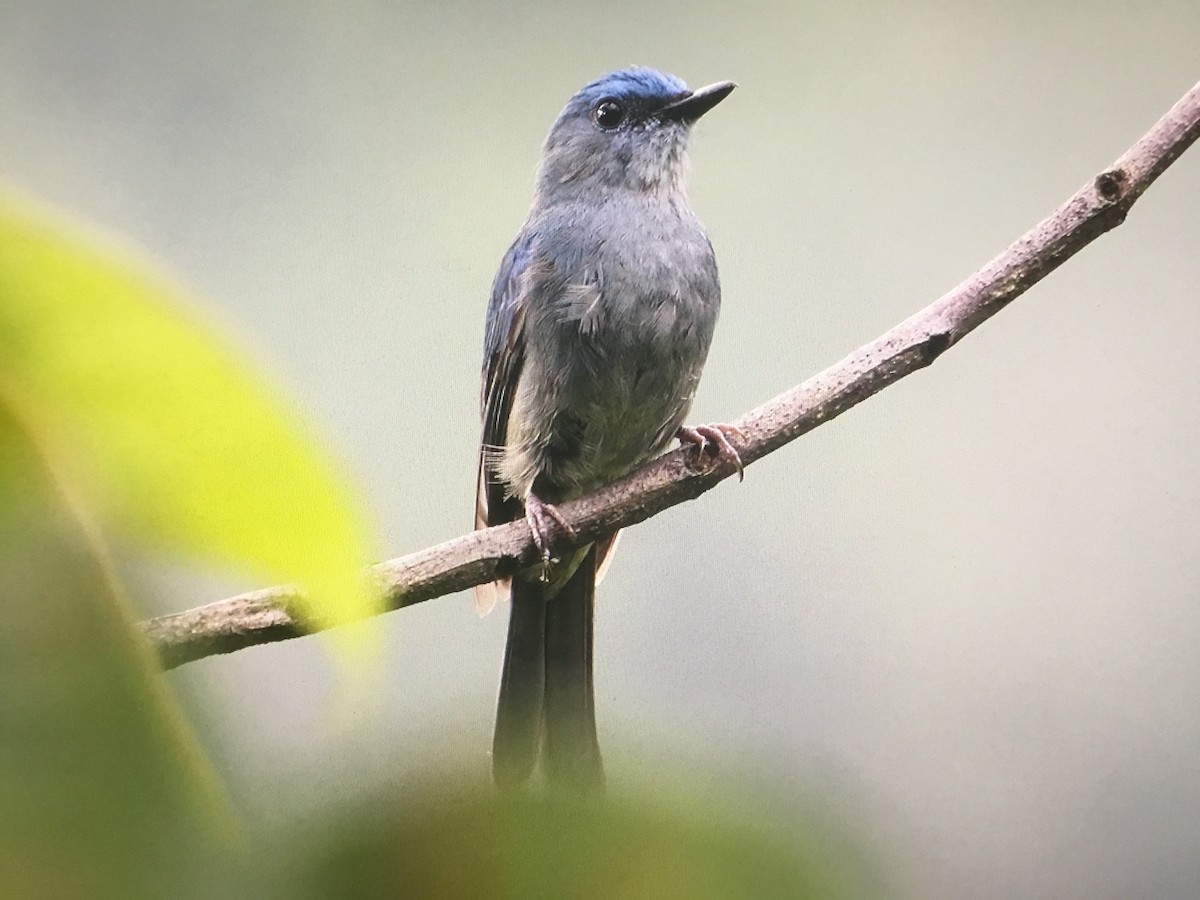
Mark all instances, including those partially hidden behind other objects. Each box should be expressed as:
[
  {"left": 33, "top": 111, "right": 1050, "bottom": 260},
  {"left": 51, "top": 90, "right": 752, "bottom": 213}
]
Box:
[{"left": 534, "top": 67, "right": 734, "bottom": 201}]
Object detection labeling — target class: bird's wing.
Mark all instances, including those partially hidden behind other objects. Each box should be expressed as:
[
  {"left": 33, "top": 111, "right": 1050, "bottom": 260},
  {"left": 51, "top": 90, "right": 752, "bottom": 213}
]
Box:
[
  {"left": 475, "top": 230, "right": 537, "bottom": 614},
  {"left": 474, "top": 229, "right": 623, "bottom": 613}
]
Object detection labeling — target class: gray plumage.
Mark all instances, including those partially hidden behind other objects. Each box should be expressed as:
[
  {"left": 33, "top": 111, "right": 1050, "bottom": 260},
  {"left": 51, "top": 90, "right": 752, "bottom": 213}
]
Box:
[{"left": 477, "top": 67, "right": 733, "bottom": 792}]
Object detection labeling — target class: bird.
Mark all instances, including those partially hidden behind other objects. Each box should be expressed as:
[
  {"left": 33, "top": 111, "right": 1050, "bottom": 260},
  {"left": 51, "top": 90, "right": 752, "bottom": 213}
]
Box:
[{"left": 476, "top": 67, "right": 741, "bottom": 793}]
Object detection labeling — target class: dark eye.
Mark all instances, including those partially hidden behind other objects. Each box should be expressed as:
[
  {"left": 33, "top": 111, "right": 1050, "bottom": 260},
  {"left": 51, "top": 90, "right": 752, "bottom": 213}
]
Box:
[{"left": 593, "top": 99, "right": 625, "bottom": 129}]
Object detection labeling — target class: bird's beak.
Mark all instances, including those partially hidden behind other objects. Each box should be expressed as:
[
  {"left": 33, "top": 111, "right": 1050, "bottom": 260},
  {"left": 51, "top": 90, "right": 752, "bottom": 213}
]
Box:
[{"left": 657, "top": 80, "right": 737, "bottom": 122}]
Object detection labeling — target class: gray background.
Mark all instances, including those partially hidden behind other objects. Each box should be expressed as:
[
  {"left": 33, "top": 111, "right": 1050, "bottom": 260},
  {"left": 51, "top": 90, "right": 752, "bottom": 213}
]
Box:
[{"left": 3, "top": 2, "right": 1198, "bottom": 897}]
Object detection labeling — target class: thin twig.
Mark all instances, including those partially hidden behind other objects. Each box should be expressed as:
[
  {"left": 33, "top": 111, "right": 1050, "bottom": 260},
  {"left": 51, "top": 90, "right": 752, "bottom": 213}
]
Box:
[{"left": 143, "top": 79, "right": 1200, "bottom": 671}]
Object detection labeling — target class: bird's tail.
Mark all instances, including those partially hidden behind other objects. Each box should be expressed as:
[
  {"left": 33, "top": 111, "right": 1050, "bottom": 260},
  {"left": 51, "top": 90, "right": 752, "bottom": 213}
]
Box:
[{"left": 492, "top": 545, "right": 604, "bottom": 793}]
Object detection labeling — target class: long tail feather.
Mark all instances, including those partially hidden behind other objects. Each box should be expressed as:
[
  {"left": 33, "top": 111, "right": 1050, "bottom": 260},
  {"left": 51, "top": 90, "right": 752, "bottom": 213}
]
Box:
[
  {"left": 492, "top": 586, "right": 546, "bottom": 786},
  {"left": 543, "top": 546, "right": 604, "bottom": 793},
  {"left": 492, "top": 546, "right": 604, "bottom": 793}
]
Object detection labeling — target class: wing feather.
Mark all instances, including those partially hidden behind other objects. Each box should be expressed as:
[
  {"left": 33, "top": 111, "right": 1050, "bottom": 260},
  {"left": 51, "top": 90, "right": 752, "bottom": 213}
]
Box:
[{"left": 475, "top": 231, "right": 537, "bottom": 613}]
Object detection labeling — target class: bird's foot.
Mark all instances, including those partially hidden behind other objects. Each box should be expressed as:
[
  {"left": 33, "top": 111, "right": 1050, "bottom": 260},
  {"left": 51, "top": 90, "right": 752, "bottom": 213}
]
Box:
[
  {"left": 525, "top": 493, "right": 577, "bottom": 569},
  {"left": 677, "top": 423, "right": 746, "bottom": 481}
]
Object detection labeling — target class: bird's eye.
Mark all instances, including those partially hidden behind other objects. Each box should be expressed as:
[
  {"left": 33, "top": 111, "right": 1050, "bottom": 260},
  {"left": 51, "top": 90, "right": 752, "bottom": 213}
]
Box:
[{"left": 593, "top": 100, "right": 625, "bottom": 130}]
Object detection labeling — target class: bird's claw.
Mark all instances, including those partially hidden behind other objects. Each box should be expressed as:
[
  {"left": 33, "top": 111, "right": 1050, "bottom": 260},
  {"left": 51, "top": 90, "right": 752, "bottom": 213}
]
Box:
[
  {"left": 677, "top": 423, "right": 746, "bottom": 481},
  {"left": 525, "top": 493, "right": 577, "bottom": 570}
]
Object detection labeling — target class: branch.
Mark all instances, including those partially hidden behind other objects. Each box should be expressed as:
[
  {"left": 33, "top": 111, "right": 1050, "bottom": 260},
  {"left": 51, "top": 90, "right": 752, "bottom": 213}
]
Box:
[{"left": 143, "top": 80, "right": 1200, "bottom": 670}]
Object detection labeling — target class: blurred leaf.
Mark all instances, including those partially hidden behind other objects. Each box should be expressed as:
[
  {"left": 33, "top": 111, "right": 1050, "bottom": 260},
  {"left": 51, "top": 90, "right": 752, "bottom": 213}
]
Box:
[
  {"left": 0, "top": 397, "right": 234, "bottom": 898},
  {"left": 276, "top": 778, "right": 878, "bottom": 900},
  {"left": 0, "top": 194, "right": 379, "bottom": 629}
]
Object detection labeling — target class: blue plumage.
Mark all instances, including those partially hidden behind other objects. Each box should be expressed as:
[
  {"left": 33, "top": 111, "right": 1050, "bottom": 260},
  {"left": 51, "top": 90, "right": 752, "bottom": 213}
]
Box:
[
  {"left": 478, "top": 67, "right": 736, "bottom": 792},
  {"left": 562, "top": 67, "right": 689, "bottom": 117}
]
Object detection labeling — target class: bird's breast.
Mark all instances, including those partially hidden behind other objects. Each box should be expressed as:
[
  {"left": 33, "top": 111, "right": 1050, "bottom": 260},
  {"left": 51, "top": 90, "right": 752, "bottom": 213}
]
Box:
[
  {"left": 523, "top": 285, "right": 716, "bottom": 496},
  {"left": 499, "top": 199, "right": 722, "bottom": 502}
]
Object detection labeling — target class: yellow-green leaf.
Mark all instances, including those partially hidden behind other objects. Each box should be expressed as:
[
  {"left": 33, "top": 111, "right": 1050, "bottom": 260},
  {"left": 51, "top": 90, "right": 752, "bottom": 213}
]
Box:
[
  {"left": 0, "top": 193, "right": 379, "bottom": 630},
  {"left": 0, "top": 394, "right": 235, "bottom": 897}
]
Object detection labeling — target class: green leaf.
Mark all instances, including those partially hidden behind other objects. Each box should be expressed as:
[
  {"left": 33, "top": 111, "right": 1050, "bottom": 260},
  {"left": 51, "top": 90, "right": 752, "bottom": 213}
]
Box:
[
  {"left": 273, "top": 776, "right": 879, "bottom": 899},
  {"left": 0, "top": 193, "right": 379, "bottom": 630},
  {"left": 0, "top": 395, "right": 235, "bottom": 897}
]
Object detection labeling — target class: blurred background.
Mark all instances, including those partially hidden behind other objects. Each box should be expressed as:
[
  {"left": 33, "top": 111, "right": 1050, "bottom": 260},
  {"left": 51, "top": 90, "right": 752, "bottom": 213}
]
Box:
[{"left": 3, "top": 2, "right": 1198, "bottom": 897}]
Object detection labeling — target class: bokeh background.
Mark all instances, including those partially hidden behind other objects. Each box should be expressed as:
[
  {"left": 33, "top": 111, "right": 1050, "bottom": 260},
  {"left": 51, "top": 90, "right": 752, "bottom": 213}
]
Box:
[{"left": 3, "top": 3, "right": 1198, "bottom": 897}]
